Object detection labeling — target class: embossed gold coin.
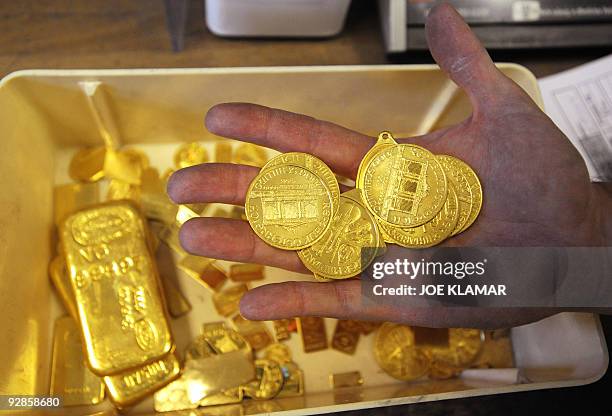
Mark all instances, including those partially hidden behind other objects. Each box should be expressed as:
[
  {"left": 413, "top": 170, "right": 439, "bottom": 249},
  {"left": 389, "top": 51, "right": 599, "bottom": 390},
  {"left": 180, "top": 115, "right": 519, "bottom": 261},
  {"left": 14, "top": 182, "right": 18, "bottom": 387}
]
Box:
[
  {"left": 245, "top": 164, "right": 333, "bottom": 250},
  {"left": 360, "top": 142, "right": 447, "bottom": 228},
  {"left": 262, "top": 152, "right": 340, "bottom": 215},
  {"left": 297, "top": 192, "right": 381, "bottom": 279},
  {"left": 380, "top": 184, "right": 459, "bottom": 248},
  {"left": 420, "top": 328, "right": 484, "bottom": 369},
  {"left": 437, "top": 155, "right": 473, "bottom": 235},
  {"left": 374, "top": 323, "right": 430, "bottom": 381},
  {"left": 452, "top": 159, "right": 483, "bottom": 233}
]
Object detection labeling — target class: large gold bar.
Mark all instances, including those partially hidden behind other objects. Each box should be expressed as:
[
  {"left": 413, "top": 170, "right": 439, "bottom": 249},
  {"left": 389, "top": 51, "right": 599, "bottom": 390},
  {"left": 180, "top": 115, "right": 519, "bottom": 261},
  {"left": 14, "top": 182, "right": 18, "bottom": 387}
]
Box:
[
  {"left": 60, "top": 202, "right": 173, "bottom": 376},
  {"left": 49, "top": 316, "right": 105, "bottom": 406},
  {"left": 103, "top": 352, "right": 181, "bottom": 408}
]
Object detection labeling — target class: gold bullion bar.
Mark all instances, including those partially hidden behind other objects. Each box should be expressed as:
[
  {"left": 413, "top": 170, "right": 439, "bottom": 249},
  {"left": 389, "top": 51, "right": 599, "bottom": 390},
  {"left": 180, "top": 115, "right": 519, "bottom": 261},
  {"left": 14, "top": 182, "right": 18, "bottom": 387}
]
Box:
[
  {"left": 103, "top": 352, "right": 181, "bottom": 408},
  {"left": 54, "top": 182, "right": 100, "bottom": 226},
  {"left": 60, "top": 202, "right": 173, "bottom": 376},
  {"left": 232, "top": 315, "right": 274, "bottom": 351},
  {"left": 297, "top": 317, "right": 328, "bottom": 352},
  {"left": 212, "top": 284, "right": 249, "bottom": 317},
  {"left": 273, "top": 319, "right": 294, "bottom": 342},
  {"left": 215, "top": 142, "right": 233, "bottom": 163},
  {"left": 331, "top": 320, "right": 362, "bottom": 355},
  {"left": 50, "top": 316, "right": 105, "bottom": 406},
  {"left": 229, "top": 263, "right": 264, "bottom": 282},
  {"left": 330, "top": 371, "right": 364, "bottom": 389},
  {"left": 49, "top": 256, "right": 79, "bottom": 320}
]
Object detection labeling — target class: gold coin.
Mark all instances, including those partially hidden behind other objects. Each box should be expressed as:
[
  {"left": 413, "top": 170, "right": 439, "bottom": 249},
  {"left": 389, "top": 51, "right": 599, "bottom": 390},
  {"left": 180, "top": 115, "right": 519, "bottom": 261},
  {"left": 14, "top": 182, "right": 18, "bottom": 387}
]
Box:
[
  {"left": 297, "top": 192, "right": 381, "bottom": 279},
  {"left": 69, "top": 146, "right": 106, "bottom": 182},
  {"left": 313, "top": 273, "right": 333, "bottom": 282},
  {"left": 355, "top": 131, "right": 397, "bottom": 191},
  {"left": 374, "top": 323, "right": 430, "bottom": 381},
  {"left": 421, "top": 328, "right": 484, "bottom": 369},
  {"left": 380, "top": 184, "right": 459, "bottom": 248},
  {"left": 360, "top": 144, "right": 447, "bottom": 227},
  {"left": 242, "top": 359, "right": 284, "bottom": 400},
  {"left": 174, "top": 142, "right": 208, "bottom": 169},
  {"left": 245, "top": 164, "right": 333, "bottom": 250},
  {"left": 452, "top": 159, "right": 483, "bottom": 233},
  {"left": 262, "top": 152, "right": 340, "bottom": 215},
  {"left": 436, "top": 155, "right": 473, "bottom": 236}
]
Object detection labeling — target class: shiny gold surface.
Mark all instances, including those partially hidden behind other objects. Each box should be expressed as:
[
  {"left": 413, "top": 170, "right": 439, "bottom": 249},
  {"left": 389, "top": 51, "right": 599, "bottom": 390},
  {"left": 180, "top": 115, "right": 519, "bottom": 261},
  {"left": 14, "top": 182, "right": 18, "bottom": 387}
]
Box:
[
  {"left": 60, "top": 202, "right": 173, "bottom": 375},
  {"left": 178, "top": 256, "right": 226, "bottom": 291},
  {"left": 245, "top": 164, "right": 333, "bottom": 250},
  {"left": 69, "top": 146, "right": 106, "bottom": 182},
  {"left": 174, "top": 142, "right": 208, "bottom": 169},
  {"left": 374, "top": 323, "right": 430, "bottom": 381},
  {"left": 215, "top": 142, "right": 233, "bottom": 163},
  {"left": 420, "top": 328, "right": 484, "bottom": 369},
  {"left": 49, "top": 256, "right": 79, "bottom": 320},
  {"left": 242, "top": 359, "right": 284, "bottom": 400},
  {"left": 436, "top": 155, "right": 474, "bottom": 235},
  {"left": 103, "top": 351, "right": 180, "bottom": 408},
  {"left": 212, "top": 284, "right": 248, "bottom": 317},
  {"left": 330, "top": 371, "right": 364, "bottom": 389},
  {"left": 234, "top": 143, "right": 268, "bottom": 167},
  {"left": 229, "top": 264, "right": 265, "bottom": 282},
  {"left": 298, "top": 192, "right": 381, "bottom": 279},
  {"left": 54, "top": 182, "right": 100, "bottom": 226},
  {"left": 232, "top": 315, "right": 274, "bottom": 351},
  {"left": 297, "top": 317, "right": 328, "bottom": 353},
  {"left": 331, "top": 320, "right": 362, "bottom": 355},
  {"left": 49, "top": 316, "right": 105, "bottom": 406}
]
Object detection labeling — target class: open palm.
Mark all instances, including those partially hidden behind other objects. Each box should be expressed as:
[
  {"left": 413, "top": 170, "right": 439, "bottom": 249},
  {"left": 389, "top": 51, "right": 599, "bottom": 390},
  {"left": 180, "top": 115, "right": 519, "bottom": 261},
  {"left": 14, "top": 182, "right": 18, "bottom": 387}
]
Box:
[{"left": 168, "top": 4, "right": 608, "bottom": 328}]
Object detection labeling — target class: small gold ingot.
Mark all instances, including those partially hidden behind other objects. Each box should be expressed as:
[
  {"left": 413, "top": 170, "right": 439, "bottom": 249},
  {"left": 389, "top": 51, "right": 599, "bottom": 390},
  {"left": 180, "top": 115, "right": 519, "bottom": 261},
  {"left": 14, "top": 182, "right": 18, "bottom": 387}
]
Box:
[
  {"left": 331, "top": 320, "right": 362, "bottom": 355},
  {"left": 50, "top": 316, "right": 105, "bottom": 406},
  {"left": 234, "top": 143, "right": 268, "bottom": 167},
  {"left": 69, "top": 146, "right": 106, "bottom": 183},
  {"left": 60, "top": 202, "right": 174, "bottom": 376},
  {"left": 273, "top": 319, "right": 295, "bottom": 342},
  {"left": 202, "top": 322, "right": 250, "bottom": 354},
  {"left": 54, "top": 182, "right": 100, "bottom": 226},
  {"left": 330, "top": 371, "right": 364, "bottom": 389},
  {"left": 212, "top": 284, "right": 248, "bottom": 317},
  {"left": 103, "top": 352, "right": 181, "bottom": 408},
  {"left": 232, "top": 315, "right": 273, "bottom": 351},
  {"left": 215, "top": 142, "right": 233, "bottom": 163},
  {"left": 49, "top": 256, "right": 79, "bottom": 320},
  {"left": 229, "top": 263, "right": 264, "bottom": 282},
  {"left": 297, "top": 317, "right": 328, "bottom": 353},
  {"left": 179, "top": 257, "right": 227, "bottom": 291},
  {"left": 174, "top": 142, "right": 208, "bottom": 169}
]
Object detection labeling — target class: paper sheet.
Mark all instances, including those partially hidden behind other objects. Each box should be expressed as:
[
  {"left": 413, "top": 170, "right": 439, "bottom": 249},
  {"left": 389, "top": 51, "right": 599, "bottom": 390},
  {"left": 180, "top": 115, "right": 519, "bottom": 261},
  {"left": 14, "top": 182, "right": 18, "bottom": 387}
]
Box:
[{"left": 539, "top": 54, "right": 612, "bottom": 182}]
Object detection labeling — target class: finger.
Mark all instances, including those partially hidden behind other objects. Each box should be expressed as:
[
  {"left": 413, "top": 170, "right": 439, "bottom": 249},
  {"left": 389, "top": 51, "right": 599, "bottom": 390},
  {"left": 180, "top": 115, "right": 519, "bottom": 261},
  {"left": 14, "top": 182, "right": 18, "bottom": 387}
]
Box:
[
  {"left": 167, "top": 163, "right": 259, "bottom": 205},
  {"left": 239, "top": 280, "right": 555, "bottom": 328},
  {"left": 425, "top": 3, "right": 511, "bottom": 112},
  {"left": 205, "top": 103, "right": 374, "bottom": 178},
  {"left": 179, "top": 217, "right": 307, "bottom": 273}
]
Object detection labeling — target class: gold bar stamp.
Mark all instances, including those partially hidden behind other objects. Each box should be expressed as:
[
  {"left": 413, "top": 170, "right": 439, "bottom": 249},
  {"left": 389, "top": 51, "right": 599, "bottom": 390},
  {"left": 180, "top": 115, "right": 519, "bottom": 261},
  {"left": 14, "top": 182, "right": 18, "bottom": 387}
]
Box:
[
  {"left": 50, "top": 316, "right": 105, "bottom": 406},
  {"left": 103, "top": 352, "right": 181, "bottom": 408},
  {"left": 297, "top": 317, "right": 328, "bottom": 353},
  {"left": 60, "top": 202, "right": 173, "bottom": 375},
  {"left": 331, "top": 320, "right": 361, "bottom": 355}
]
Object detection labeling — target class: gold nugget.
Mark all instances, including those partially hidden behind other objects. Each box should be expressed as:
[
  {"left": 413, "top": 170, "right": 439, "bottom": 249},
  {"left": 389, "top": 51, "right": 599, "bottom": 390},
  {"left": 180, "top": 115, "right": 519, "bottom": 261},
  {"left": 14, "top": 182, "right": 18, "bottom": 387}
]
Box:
[{"left": 60, "top": 202, "right": 173, "bottom": 375}]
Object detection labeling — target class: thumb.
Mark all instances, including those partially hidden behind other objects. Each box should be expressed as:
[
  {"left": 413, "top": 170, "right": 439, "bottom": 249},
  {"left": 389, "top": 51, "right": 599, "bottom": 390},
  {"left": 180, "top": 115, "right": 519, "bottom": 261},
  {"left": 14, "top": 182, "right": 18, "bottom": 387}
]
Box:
[{"left": 426, "top": 3, "right": 511, "bottom": 114}]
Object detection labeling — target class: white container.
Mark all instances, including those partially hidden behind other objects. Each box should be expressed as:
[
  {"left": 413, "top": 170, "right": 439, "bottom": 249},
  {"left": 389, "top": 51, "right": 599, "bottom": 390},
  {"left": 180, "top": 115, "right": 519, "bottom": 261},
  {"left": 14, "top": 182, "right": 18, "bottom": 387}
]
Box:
[{"left": 205, "top": 0, "right": 352, "bottom": 37}]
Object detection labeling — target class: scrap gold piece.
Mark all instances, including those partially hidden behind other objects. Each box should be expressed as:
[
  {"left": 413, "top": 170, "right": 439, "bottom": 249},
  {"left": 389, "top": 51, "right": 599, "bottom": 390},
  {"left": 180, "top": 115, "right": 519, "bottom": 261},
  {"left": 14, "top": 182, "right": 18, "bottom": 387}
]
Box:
[
  {"left": 176, "top": 204, "right": 201, "bottom": 226},
  {"left": 232, "top": 315, "right": 274, "bottom": 351},
  {"left": 174, "top": 142, "right": 208, "bottom": 169},
  {"left": 106, "top": 179, "right": 140, "bottom": 202},
  {"left": 212, "top": 284, "right": 248, "bottom": 317},
  {"left": 436, "top": 155, "right": 474, "bottom": 235},
  {"left": 215, "top": 142, "right": 233, "bottom": 163},
  {"left": 472, "top": 330, "right": 514, "bottom": 369},
  {"left": 330, "top": 371, "right": 364, "bottom": 389},
  {"left": 69, "top": 146, "right": 106, "bottom": 182},
  {"left": 54, "top": 182, "right": 100, "bottom": 226},
  {"left": 234, "top": 143, "right": 268, "bottom": 167},
  {"left": 153, "top": 368, "right": 200, "bottom": 412},
  {"left": 103, "top": 352, "right": 181, "bottom": 408},
  {"left": 358, "top": 132, "right": 448, "bottom": 227},
  {"left": 50, "top": 316, "right": 105, "bottom": 406},
  {"left": 261, "top": 343, "right": 292, "bottom": 365},
  {"left": 272, "top": 319, "right": 295, "bottom": 342},
  {"left": 242, "top": 359, "right": 284, "bottom": 400},
  {"left": 60, "top": 202, "right": 173, "bottom": 376},
  {"left": 49, "top": 256, "right": 78, "bottom": 320},
  {"left": 160, "top": 275, "right": 192, "bottom": 318},
  {"left": 229, "top": 263, "right": 264, "bottom": 282},
  {"left": 420, "top": 328, "right": 484, "bottom": 369},
  {"left": 331, "top": 320, "right": 362, "bottom": 355},
  {"left": 121, "top": 148, "right": 150, "bottom": 170},
  {"left": 374, "top": 323, "right": 430, "bottom": 381},
  {"left": 202, "top": 322, "right": 250, "bottom": 354},
  {"left": 298, "top": 192, "right": 382, "bottom": 279},
  {"left": 245, "top": 163, "right": 334, "bottom": 250},
  {"left": 178, "top": 256, "right": 227, "bottom": 291},
  {"left": 379, "top": 184, "right": 459, "bottom": 248},
  {"left": 297, "top": 317, "right": 328, "bottom": 352},
  {"left": 277, "top": 362, "right": 304, "bottom": 397},
  {"left": 428, "top": 361, "right": 462, "bottom": 380},
  {"left": 104, "top": 148, "right": 143, "bottom": 185},
  {"left": 185, "top": 334, "right": 216, "bottom": 361},
  {"left": 261, "top": 152, "right": 340, "bottom": 215},
  {"left": 199, "top": 387, "right": 243, "bottom": 407}
]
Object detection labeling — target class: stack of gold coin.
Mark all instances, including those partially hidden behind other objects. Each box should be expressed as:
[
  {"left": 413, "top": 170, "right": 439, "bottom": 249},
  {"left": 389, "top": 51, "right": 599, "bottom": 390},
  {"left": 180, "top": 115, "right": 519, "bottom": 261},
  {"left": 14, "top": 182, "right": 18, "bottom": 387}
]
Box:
[
  {"left": 356, "top": 131, "right": 482, "bottom": 248},
  {"left": 373, "top": 323, "right": 484, "bottom": 381}
]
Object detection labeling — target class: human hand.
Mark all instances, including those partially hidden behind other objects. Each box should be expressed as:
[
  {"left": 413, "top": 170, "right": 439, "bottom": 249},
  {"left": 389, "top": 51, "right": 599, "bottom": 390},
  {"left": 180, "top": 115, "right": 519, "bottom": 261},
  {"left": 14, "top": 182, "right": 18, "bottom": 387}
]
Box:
[{"left": 167, "top": 4, "right": 610, "bottom": 328}]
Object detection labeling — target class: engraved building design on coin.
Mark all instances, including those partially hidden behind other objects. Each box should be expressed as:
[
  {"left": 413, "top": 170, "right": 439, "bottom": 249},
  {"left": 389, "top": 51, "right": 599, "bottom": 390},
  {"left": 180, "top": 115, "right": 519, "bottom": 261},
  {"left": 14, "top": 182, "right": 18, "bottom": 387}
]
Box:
[
  {"left": 382, "top": 150, "right": 428, "bottom": 220},
  {"left": 255, "top": 182, "right": 324, "bottom": 229}
]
